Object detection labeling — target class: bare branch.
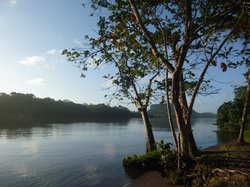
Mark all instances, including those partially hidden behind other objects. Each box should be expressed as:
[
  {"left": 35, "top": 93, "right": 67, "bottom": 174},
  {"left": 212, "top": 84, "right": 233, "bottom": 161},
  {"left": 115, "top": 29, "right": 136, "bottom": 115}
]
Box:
[{"left": 188, "top": 28, "right": 236, "bottom": 116}]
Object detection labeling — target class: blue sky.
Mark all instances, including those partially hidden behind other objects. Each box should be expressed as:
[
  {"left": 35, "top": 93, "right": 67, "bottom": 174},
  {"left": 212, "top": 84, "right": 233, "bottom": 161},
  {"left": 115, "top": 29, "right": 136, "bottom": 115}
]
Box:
[{"left": 0, "top": 0, "right": 247, "bottom": 113}]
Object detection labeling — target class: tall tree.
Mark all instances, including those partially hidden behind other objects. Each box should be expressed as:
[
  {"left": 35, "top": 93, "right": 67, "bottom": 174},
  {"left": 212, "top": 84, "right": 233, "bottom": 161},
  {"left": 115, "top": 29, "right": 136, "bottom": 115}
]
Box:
[{"left": 64, "top": 0, "right": 249, "bottom": 168}]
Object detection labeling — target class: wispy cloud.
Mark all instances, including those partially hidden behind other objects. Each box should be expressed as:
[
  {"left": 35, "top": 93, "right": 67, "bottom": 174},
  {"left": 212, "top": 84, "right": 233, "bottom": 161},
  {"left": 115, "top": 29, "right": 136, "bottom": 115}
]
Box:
[
  {"left": 46, "top": 49, "right": 62, "bottom": 55},
  {"left": 27, "top": 78, "right": 45, "bottom": 86},
  {"left": 20, "top": 56, "right": 46, "bottom": 66},
  {"left": 9, "top": 0, "right": 16, "bottom": 5}
]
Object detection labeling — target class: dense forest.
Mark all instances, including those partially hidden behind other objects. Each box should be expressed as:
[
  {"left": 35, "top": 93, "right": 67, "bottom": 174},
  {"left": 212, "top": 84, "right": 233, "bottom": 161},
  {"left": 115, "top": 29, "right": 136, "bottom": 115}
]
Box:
[{"left": 0, "top": 92, "right": 137, "bottom": 123}]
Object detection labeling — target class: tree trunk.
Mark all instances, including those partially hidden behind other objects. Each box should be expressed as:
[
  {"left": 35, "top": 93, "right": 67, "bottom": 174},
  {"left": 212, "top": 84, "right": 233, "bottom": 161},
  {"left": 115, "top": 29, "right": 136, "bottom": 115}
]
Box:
[
  {"left": 172, "top": 102, "right": 191, "bottom": 168},
  {"left": 179, "top": 74, "right": 198, "bottom": 156},
  {"left": 165, "top": 70, "right": 178, "bottom": 148},
  {"left": 186, "top": 118, "right": 198, "bottom": 156},
  {"left": 171, "top": 71, "right": 191, "bottom": 169},
  {"left": 140, "top": 108, "right": 155, "bottom": 152},
  {"left": 237, "top": 68, "right": 250, "bottom": 144}
]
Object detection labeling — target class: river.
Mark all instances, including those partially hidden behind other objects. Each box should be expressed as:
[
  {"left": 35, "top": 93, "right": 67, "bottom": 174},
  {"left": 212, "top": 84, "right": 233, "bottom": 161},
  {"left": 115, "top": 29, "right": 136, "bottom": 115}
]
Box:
[{"left": 0, "top": 117, "right": 220, "bottom": 187}]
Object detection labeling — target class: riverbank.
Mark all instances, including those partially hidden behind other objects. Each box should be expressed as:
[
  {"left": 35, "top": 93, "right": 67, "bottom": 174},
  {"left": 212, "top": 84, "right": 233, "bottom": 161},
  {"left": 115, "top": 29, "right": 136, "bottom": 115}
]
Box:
[
  {"left": 125, "top": 141, "right": 250, "bottom": 187},
  {"left": 125, "top": 171, "right": 181, "bottom": 187}
]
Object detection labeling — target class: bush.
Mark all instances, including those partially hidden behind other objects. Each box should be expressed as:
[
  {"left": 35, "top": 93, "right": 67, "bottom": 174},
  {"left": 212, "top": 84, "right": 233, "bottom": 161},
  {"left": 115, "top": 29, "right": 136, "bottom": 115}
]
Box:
[
  {"left": 155, "top": 140, "right": 177, "bottom": 169},
  {"left": 123, "top": 140, "right": 176, "bottom": 170},
  {"left": 123, "top": 151, "right": 161, "bottom": 169}
]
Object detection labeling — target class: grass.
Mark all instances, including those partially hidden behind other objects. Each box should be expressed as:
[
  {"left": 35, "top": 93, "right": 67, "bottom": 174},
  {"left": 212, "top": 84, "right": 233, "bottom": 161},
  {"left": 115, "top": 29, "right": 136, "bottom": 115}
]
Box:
[
  {"left": 215, "top": 143, "right": 250, "bottom": 152},
  {"left": 244, "top": 129, "right": 250, "bottom": 143}
]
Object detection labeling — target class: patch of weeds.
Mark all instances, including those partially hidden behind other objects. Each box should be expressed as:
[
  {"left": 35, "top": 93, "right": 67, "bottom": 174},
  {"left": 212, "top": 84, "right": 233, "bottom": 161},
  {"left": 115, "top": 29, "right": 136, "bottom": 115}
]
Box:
[
  {"left": 123, "top": 140, "right": 176, "bottom": 170},
  {"left": 123, "top": 151, "right": 161, "bottom": 169},
  {"left": 155, "top": 140, "right": 177, "bottom": 169}
]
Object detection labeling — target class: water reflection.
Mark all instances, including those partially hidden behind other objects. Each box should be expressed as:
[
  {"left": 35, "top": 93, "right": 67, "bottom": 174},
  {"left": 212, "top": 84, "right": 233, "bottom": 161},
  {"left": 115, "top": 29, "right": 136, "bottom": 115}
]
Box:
[
  {"left": 0, "top": 117, "right": 224, "bottom": 187},
  {"left": 150, "top": 117, "right": 214, "bottom": 131},
  {"left": 150, "top": 118, "right": 177, "bottom": 131},
  {"left": 150, "top": 117, "right": 219, "bottom": 149},
  {"left": 0, "top": 125, "right": 52, "bottom": 139},
  {"left": 0, "top": 118, "right": 130, "bottom": 139}
]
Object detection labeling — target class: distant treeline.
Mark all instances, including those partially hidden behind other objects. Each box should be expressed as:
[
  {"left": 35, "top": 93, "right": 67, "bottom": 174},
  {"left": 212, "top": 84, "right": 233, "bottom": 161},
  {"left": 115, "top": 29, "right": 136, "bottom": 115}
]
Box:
[
  {"left": 0, "top": 92, "right": 139, "bottom": 123},
  {"left": 148, "top": 104, "right": 216, "bottom": 118}
]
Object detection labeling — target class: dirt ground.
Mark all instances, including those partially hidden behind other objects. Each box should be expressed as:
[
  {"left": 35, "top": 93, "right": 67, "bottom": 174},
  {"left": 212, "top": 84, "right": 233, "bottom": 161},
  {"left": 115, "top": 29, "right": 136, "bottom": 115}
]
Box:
[{"left": 126, "top": 171, "right": 181, "bottom": 187}]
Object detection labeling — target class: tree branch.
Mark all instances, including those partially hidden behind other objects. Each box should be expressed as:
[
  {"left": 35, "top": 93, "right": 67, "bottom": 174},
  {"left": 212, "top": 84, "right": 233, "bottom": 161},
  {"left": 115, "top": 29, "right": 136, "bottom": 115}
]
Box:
[
  {"left": 128, "top": 0, "right": 175, "bottom": 73},
  {"left": 188, "top": 28, "right": 236, "bottom": 116},
  {"left": 145, "top": 71, "right": 160, "bottom": 107}
]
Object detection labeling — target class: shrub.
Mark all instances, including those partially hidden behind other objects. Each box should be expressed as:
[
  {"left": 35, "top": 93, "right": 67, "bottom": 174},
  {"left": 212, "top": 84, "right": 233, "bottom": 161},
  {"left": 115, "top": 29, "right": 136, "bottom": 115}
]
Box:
[
  {"left": 123, "top": 140, "right": 176, "bottom": 170},
  {"left": 155, "top": 140, "right": 177, "bottom": 169},
  {"left": 123, "top": 151, "right": 161, "bottom": 169}
]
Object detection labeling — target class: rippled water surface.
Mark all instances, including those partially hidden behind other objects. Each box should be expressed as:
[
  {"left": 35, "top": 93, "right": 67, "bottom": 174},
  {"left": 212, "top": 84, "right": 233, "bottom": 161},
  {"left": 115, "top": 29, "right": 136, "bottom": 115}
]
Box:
[{"left": 0, "top": 118, "right": 219, "bottom": 187}]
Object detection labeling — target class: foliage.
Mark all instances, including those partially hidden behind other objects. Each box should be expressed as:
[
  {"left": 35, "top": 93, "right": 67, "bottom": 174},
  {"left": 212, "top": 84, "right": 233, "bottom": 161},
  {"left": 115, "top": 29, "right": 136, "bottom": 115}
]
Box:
[
  {"left": 217, "top": 86, "right": 250, "bottom": 132},
  {"left": 64, "top": 0, "right": 250, "bottom": 160},
  {"left": 0, "top": 92, "right": 133, "bottom": 123},
  {"left": 123, "top": 140, "right": 176, "bottom": 170},
  {"left": 63, "top": 0, "right": 249, "bottom": 108},
  {"left": 155, "top": 140, "right": 177, "bottom": 169},
  {"left": 244, "top": 130, "right": 250, "bottom": 142},
  {"left": 123, "top": 151, "right": 161, "bottom": 170}
]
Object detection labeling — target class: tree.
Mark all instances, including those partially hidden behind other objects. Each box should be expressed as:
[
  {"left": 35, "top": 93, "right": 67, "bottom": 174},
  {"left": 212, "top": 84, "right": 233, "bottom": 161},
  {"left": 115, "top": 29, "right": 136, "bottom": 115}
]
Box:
[
  {"left": 217, "top": 85, "right": 249, "bottom": 134},
  {"left": 219, "top": 0, "right": 250, "bottom": 144},
  {"left": 217, "top": 101, "right": 238, "bottom": 132},
  {"left": 238, "top": 68, "right": 250, "bottom": 144},
  {"left": 63, "top": 6, "right": 160, "bottom": 151},
  {"left": 64, "top": 0, "right": 249, "bottom": 168}
]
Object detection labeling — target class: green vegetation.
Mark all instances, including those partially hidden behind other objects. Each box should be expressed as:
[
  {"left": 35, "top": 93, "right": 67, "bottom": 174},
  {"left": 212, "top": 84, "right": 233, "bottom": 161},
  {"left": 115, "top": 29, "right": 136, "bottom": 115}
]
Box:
[
  {"left": 123, "top": 141, "right": 176, "bottom": 170},
  {"left": 0, "top": 92, "right": 136, "bottom": 123},
  {"left": 123, "top": 151, "right": 161, "bottom": 170},
  {"left": 244, "top": 130, "right": 250, "bottom": 142},
  {"left": 217, "top": 86, "right": 250, "bottom": 132}
]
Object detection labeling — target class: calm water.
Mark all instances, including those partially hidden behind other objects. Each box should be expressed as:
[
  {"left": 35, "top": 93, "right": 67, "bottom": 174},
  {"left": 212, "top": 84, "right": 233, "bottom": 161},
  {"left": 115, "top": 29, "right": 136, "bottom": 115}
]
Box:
[{"left": 0, "top": 117, "right": 219, "bottom": 187}]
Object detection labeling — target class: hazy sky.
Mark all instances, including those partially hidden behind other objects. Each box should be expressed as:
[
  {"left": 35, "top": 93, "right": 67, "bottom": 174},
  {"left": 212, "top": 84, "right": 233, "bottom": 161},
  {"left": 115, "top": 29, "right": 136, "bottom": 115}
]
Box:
[{"left": 0, "top": 0, "right": 247, "bottom": 113}]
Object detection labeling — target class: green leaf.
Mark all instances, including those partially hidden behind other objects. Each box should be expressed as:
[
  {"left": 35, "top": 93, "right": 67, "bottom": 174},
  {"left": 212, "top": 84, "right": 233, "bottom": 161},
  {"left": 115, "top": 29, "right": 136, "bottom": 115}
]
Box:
[{"left": 62, "top": 49, "right": 68, "bottom": 55}]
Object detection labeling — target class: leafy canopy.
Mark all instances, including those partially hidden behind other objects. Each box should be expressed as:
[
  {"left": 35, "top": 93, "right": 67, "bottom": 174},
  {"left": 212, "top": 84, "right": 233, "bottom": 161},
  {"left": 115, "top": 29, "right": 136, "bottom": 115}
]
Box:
[{"left": 63, "top": 0, "right": 249, "bottom": 108}]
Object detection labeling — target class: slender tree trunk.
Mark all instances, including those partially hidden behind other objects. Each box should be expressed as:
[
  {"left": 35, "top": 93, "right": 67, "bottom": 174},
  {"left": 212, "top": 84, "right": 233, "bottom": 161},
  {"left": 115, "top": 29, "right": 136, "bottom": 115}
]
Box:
[
  {"left": 140, "top": 108, "right": 155, "bottom": 152},
  {"left": 165, "top": 70, "right": 178, "bottom": 148},
  {"left": 186, "top": 118, "right": 198, "bottom": 156},
  {"left": 171, "top": 72, "right": 191, "bottom": 167},
  {"left": 179, "top": 74, "right": 198, "bottom": 156},
  {"left": 172, "top": 102, "right": 191, "bottom": 168},
  {"left": 238, "top": 68, "right": 250, "bottom": 144}
]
